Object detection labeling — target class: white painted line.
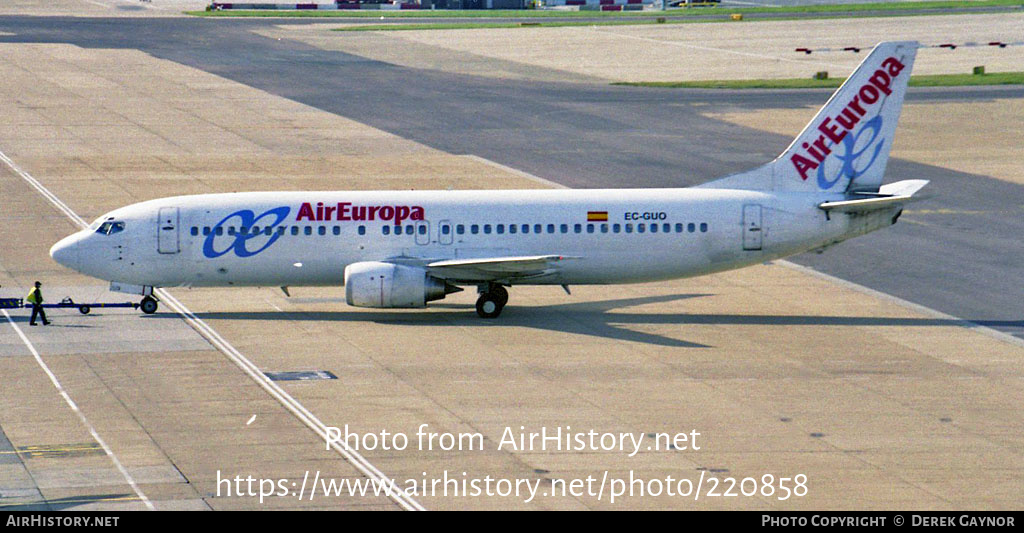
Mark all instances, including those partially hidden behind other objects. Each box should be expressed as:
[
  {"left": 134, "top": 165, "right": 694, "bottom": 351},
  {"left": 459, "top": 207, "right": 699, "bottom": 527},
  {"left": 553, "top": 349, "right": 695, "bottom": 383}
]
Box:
[
  {"left": 79, "top": 0, "right": 114, "bottom": 8},
  {"left": 2, "top": 310, "right": 155, "bottom": 511},
  {"left": 247, "top": 415, "right": 257, "bottom": 426},
  {"left": 154, "top": 289, "right": 425, "bottom": 510},
  {"left": 7, "top": 117, "right": 1016, "bottom": 512},
  {"left": 0, "top": 148, "right": 425, "bottom": 511},
  {"left": 464, "top": 154, "right": 569, "bottom": 190},
  {"left": 779, "top": 260, "right": 1024, "bottom": 349},
  {"left": 0, "top": 151, "right": 87, "bottom": 229}
]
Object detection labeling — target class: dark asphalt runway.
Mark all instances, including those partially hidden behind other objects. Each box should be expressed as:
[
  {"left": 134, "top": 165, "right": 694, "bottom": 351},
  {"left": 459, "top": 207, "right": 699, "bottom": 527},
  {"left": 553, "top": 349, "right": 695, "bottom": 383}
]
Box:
[{"left": 1, "top": 16, "right": 1021, "bottom": 340}]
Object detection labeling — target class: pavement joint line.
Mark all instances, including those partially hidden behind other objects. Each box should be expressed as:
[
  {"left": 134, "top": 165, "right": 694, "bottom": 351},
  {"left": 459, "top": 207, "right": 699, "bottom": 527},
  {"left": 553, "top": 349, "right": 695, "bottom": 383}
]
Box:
[
  {"left": 0, "top": 147, "right": 425, "bottom": 512},
  {"left": 155, "top": 290, "right": 426, "bottom": 511},
  {"left": 1, "top": 309, "right": 155, "bottom": 511},
  {"left": 588, "top": 28, "right": 844, "bottom": 70},
  {"left": 3, "top": 113, "right": 1014, "bottom": 508}
]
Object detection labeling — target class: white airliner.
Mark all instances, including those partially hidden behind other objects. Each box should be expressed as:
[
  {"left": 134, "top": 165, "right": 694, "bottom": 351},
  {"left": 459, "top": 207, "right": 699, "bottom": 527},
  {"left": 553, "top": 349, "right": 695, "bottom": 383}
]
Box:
[{"left": 51, "top": 41, "right": 927, "bottom": 318}]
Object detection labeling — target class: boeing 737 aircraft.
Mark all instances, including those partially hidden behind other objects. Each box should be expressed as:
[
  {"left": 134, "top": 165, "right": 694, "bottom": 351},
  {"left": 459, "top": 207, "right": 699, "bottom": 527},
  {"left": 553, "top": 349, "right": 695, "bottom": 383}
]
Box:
[{"left": 51, "top": 41, "right": 927, "bottom": 318}]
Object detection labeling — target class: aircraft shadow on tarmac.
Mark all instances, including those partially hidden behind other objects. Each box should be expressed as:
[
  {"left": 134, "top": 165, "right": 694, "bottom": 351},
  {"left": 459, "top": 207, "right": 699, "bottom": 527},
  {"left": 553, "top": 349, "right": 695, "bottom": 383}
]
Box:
[
  {"left": 143, "top": 293, "right": 1008, "bottom": 349},
  {"left": 1, "top": 314, "right": 96, "bottom": 328},
  {"left": 0, "top": 494, "right": 134, "bottom": 512}
]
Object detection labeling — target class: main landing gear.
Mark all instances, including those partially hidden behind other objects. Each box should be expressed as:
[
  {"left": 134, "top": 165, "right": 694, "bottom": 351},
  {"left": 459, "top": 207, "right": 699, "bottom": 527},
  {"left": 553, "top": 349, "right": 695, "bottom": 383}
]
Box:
[
  {"left": 475, "top": 284, "right": 508, "bottom": 319},
  {"left": 140, "top": 295, "right": 158, "bottom": 315}
]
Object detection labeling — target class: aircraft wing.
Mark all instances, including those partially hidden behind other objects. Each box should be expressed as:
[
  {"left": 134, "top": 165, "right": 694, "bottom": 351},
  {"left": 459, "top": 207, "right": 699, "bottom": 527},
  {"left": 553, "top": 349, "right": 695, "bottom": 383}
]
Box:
[{"left": 426, "top": 255, "right": 575, "bottom": 283}]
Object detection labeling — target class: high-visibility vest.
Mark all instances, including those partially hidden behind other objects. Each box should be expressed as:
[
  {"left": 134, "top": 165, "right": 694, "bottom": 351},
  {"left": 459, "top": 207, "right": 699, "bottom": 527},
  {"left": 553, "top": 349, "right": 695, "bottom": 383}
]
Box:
[{"left": 26, "top": 288, "right": 41, "bottom": 304}]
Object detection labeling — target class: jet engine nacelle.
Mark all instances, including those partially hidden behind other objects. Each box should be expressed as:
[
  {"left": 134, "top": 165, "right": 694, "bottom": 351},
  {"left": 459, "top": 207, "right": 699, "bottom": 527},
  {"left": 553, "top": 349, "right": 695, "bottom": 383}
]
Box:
[{"left": 344, "top": 261, "right": 460, "bottom": 308}]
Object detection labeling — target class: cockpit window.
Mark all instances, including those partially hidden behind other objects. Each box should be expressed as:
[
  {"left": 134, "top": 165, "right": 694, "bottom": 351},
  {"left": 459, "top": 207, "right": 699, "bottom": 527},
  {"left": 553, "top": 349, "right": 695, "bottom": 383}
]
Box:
[{"left": 96, "top": 221, "right": 125, "bottom": 235}]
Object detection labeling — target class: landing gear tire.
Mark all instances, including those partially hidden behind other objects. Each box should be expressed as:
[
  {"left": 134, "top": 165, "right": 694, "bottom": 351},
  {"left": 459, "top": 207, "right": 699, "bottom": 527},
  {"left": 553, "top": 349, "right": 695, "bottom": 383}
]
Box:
[
  {"left": 476, "top": 293, "right": 504, "bottom": 319},
  {"left": 140, "top": 296, "right": 158, "bottom": 315},
  {"left": 491, "top": 285, "right": 509, "bottom": 307}
]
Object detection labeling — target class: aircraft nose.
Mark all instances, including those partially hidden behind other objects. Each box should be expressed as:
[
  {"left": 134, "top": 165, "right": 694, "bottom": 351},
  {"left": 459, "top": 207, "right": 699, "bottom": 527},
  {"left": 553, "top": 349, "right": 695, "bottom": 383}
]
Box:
[{"left": 50, "top": 232, "right": 82, "bottom": 271}]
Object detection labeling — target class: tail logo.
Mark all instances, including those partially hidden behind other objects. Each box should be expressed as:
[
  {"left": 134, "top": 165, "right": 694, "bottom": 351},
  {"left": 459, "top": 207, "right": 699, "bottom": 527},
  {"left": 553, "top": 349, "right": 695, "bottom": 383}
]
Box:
[
  {"left": 790, "top": 56, "right": 906, "bottom": 187},
  {"left": 817, "top": 114, "right": 885, "bottom": 190}
]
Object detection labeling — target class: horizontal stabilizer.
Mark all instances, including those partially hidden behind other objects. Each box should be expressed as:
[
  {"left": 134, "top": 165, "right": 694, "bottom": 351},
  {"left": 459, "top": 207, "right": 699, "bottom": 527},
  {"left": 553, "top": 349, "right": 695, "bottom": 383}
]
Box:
[
  {"left": 818, "top": 179, "right": 928, "bottom": 214},
  {"left": 877, "top": 178, "right": 929, "bottom": 197}
]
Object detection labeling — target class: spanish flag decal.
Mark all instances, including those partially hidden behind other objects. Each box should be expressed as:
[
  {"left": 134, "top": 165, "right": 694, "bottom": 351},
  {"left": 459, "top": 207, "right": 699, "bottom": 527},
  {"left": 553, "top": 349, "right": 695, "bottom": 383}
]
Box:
[{"left": 587, "top": 211, "right": 609, "bottom": 222}]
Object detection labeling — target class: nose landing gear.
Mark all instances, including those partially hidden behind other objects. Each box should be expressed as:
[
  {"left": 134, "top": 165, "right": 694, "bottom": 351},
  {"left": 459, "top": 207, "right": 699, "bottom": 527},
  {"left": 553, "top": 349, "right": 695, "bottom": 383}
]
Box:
[
  {"left": 475, "top": 284, "right": 508, "bottom": 319},
  {"left": 140, "top": 295, "right": 158, "bottom": 315}
]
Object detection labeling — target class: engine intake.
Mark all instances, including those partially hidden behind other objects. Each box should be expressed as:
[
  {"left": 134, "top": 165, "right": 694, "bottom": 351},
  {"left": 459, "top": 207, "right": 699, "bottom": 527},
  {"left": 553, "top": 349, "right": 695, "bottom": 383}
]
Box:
[{"left": 344, "top": 261, "right": 461, "bottom": 308}]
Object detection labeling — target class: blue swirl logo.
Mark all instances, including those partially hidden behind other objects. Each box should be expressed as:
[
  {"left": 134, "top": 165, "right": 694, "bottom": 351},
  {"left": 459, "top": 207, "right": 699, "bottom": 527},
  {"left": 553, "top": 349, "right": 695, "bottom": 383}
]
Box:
[
  {"left": 202, "top": 206, "right": 290, "bottom": 258},
  {"left": 817, "top": 114, "right": 885, "bottom": 190}
]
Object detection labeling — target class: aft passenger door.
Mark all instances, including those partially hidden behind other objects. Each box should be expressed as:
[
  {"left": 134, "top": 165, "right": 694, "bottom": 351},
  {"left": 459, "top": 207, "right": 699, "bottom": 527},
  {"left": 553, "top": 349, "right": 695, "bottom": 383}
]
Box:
[
  {"left": 157, "top": 207, "right": 180, "bottom": 254},
  {"left": 742, "top": 204, "right": 763, "bottom": 251}
]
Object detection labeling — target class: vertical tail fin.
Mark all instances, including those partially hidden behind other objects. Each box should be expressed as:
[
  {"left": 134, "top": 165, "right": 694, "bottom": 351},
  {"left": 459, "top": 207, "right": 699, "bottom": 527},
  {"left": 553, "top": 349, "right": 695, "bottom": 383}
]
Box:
[{"left": 701, "top": 41, "right": 918, "bottom": 194}]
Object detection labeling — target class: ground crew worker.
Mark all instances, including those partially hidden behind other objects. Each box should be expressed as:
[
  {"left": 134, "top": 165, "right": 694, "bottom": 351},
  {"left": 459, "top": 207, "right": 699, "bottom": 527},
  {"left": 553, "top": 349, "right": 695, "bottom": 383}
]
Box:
[{"left": 27, "top": 281, "right": 50, "bottom": 326}]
